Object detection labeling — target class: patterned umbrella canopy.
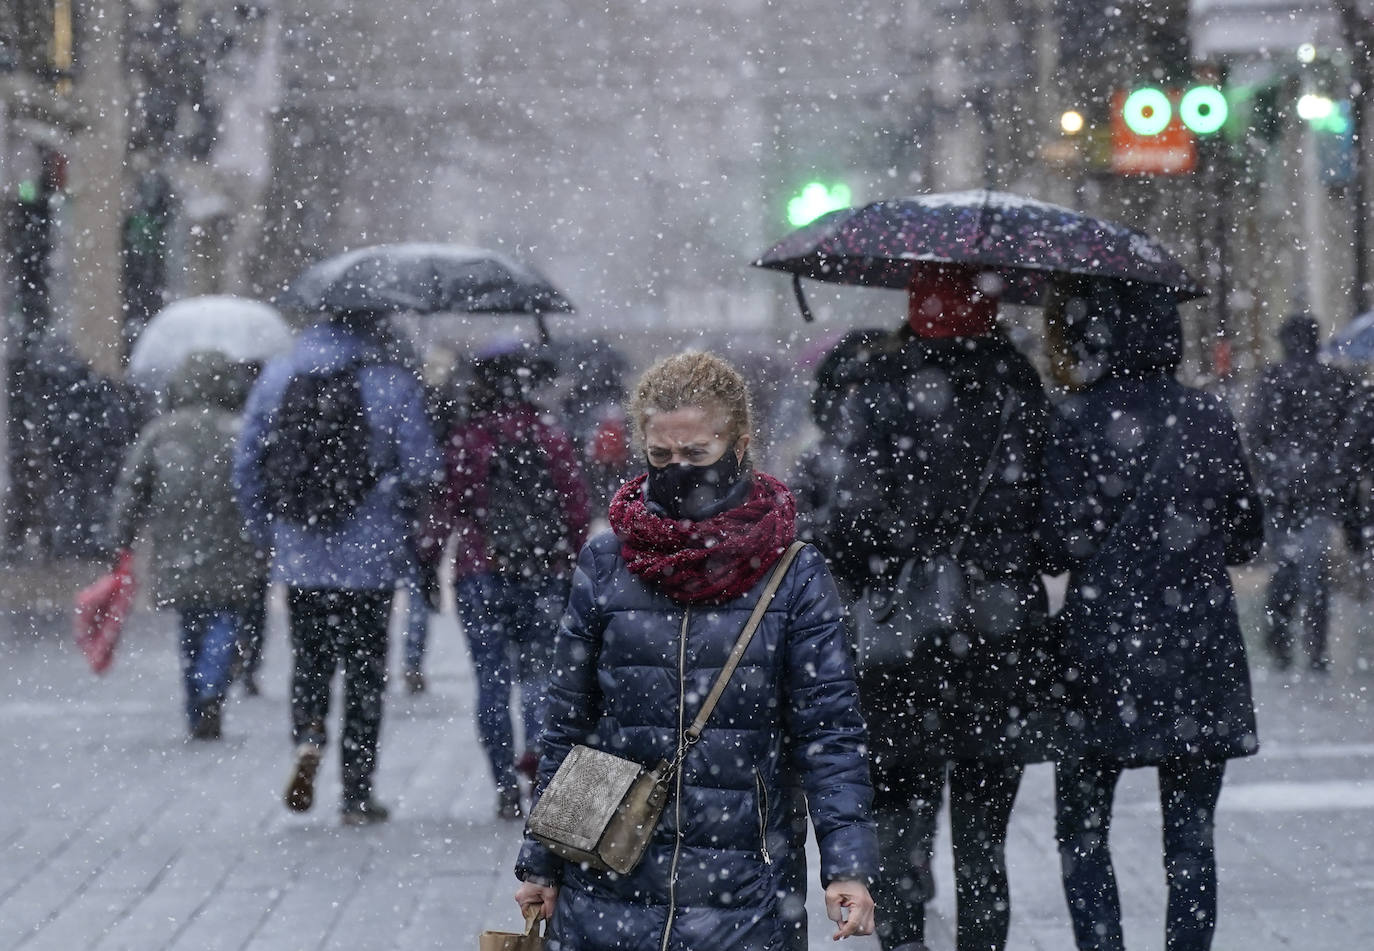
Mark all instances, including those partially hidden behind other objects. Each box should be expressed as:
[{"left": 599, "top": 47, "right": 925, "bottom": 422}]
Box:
[{"left": 753, "top": 190, "right": 1205, "bottom": 308}]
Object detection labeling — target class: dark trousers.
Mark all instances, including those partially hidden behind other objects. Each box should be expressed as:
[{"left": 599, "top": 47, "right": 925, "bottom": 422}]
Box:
[
  {"left": 1055, "top": 757, "right": 1226, "bottom": 951},
  {"left": 287, "top": 587, "right": 393, "bottom": 807},
  {"left": 454, "top": 572, "right": 563, "bottom": 794},
  {"left": 1265, "top": 517, "right": 1332, "bottom": 669},
  {"left": 235, "top": 579, "right": 269, "bottom": 678},
  {"left": 177, "top": 606, "right": 239, "bottom": 728},
  {"left": 870, "top": 754, "right": 1024, "bottom": 951},
  {"left": 776, "top": 786, "right": 809, "bottom": 951}
]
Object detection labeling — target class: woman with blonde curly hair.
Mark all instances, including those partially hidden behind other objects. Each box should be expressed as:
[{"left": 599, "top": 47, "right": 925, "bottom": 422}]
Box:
[{"left": 514, "top": 350, "right": 877, "bottom": 950}]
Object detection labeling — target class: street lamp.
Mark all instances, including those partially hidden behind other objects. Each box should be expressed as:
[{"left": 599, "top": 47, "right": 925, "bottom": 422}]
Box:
[
  {"left": 1297, "top": 93, "right": 1336, "bottom": 121},
  {"left": 1060, "top": 109, "right": 1085, "bottom": 134}
]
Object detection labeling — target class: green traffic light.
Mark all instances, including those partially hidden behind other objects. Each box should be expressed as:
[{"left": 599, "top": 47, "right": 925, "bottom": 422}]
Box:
[
  {"left": 787, "top": 181, "right": 851, "bottom": 228},
  {"left": 1123, "top": 88, "right": 1172, "bottom": 136},
  {"left": 17, "top": 180, "right": 38, "bottom": 203},
  {"left": 1180, "top": 86, "right": 1229, "bottom": 135}
]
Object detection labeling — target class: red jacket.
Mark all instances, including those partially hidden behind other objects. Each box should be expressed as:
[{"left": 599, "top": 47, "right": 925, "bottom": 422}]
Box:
[{"left": 426, "top": 401, "right": 590, "bottom": 580}]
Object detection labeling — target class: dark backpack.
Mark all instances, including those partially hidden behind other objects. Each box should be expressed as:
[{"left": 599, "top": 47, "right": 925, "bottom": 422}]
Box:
[
  {"left": 263, "top": 367, "right": 380, "bottom": 529},
  {"left": 482, "top": 424, "right": 571, "bottom": 579}
]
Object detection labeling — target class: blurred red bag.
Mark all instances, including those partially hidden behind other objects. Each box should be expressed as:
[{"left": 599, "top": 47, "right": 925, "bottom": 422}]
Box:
[{"left": 73, "top": 549, "right": 137, "bottom": 675}]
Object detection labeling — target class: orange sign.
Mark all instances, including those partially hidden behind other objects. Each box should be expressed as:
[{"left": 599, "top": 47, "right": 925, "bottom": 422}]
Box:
[{"left": 1110, "top": 90, "right": 1197, "bottom": 175}]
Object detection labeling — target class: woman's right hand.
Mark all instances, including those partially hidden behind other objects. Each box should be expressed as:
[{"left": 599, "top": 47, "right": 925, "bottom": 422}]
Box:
[{"left": 514, "top": 881, "right": 559, "bottom": 921}]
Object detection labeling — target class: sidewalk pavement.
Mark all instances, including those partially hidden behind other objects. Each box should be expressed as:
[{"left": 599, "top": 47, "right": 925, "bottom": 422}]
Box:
[{"left": 2, "top": 567, "right": 1371, "bottom": 950}]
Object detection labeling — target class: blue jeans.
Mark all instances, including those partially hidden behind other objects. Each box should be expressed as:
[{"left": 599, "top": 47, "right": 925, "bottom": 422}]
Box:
[
  {"left": 400, "top": 573, "right": 430, "bottom": 674},
  {"left": 454, "top": 573, "right": 565, "bottom": 793},
  {"left": 1056, "top": 757, "right": 1226, "bottom": 951},
  {"left": 178, "top": 607, "right": 240, "bottom": 727}
]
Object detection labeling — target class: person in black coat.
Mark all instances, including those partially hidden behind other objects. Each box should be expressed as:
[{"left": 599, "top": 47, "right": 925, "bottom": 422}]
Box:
[
  {"left": 1249, "top": 313, "right": 1360, "bottom": 672},
  {"left": 814, "top": 269, "right": 1057, "bottom": 951},
  {"left": 793, "top": 328, "right": 888, "bottom": 600},
  {"left": 1041, "top": 277, "right": 1263, "bottom": 951}
]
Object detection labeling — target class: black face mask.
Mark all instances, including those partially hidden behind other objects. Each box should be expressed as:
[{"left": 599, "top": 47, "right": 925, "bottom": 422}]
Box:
[{"left": 645, "top": 447, "right": 743, "bottom": 520}]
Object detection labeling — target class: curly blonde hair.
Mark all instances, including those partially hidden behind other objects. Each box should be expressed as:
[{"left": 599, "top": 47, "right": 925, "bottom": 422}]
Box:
[{"left": 627, "top": 351, "right": 753, "bottom": 449}]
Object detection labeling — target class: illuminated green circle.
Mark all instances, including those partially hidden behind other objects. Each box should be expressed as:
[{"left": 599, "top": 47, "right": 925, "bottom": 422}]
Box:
[
  {"left": 1180, "top": 86, "right": 1229, "bottom": 135},
  {"left": 1123, "top": 88, "right": 1172, "bottom": 136}
]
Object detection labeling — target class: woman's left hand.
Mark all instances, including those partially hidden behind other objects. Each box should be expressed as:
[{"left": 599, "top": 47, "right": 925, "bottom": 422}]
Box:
[{"left": 824, "top": 879, "right": 875, "bottom": 940}]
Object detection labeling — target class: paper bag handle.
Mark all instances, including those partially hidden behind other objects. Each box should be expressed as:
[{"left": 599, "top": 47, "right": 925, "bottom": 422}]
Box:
[{"left": 522, "top": 904, "right": 544, "bottom": 936}]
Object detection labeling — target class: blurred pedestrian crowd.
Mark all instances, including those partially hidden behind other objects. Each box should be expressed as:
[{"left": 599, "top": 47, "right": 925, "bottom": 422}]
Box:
[{"left": 86, "top": 264, "right": 1374, "bottom": 951}]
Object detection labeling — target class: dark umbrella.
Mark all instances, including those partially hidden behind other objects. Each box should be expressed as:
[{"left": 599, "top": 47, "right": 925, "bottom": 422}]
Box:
[
  {"left": 753, "top": 189, "right": 1204, "bottom": 320},
  {"left": 279, "top": 242, "right": 574, "bottom": 338}
]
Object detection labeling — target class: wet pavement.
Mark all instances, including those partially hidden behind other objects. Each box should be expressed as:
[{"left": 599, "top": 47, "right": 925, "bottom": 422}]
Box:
[{"left": 2, "top": 565, "right": 1371, "bottom": 950}]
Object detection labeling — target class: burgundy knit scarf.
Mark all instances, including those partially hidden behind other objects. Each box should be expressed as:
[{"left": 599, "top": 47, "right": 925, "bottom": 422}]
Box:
[{"left": 608, "top": 471, "right": 798, "bottom": 605}]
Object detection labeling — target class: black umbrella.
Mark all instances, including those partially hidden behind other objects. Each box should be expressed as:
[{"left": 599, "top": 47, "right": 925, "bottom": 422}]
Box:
[
  {"left": 279, "top": 242, "right": 574, "bottom": 336},
  {"left": 753, "top": 190, "right": 1204, "bottom": 320}
]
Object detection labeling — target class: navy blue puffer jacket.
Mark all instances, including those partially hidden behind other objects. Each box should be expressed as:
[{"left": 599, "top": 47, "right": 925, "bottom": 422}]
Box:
[{"left": 516, "top": 533, "right": 878, "bottom": 951}]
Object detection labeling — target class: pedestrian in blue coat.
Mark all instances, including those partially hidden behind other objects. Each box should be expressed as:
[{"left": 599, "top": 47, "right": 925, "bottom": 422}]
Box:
[
  {"left": 514, "top": 351, "right": 877, "bottom": 951},
  {"left": 1042, "top": 278, "right": 1263, "bottom": 951},
  {"left": 234, "top": 313, "right": 441, "bottom": 825}
]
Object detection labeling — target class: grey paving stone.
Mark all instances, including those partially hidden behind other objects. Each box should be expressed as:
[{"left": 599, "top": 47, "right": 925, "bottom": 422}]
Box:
[{"left": 3, "top": 574, "right": 1372, "bottom": 950}]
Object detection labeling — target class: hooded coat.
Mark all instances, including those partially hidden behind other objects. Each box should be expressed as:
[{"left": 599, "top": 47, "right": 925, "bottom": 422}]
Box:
[
  {"left": 515, "top": 534, "right": 877, "bottom": 951},
  {"left": 1248, "top": 314, "right": 1360, "bottom": 525},
  {"left": 1042, "top": 280, "right": 1263, "bottom": 766},
  {"left": 110, "top": 351, "right": 266, "bottom": 609},
  {"left": 233, "top": 321, "right": 441, "bottom": 590},
  {"left": 815, "top": 328, "right": 1058, "bottom": 762}
]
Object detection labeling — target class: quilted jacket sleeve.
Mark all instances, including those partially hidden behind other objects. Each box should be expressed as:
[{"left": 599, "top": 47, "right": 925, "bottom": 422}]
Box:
[
  {"left": 515, "top": 541, "right": 607, "bottom": 883},
  {"left": 782, "top": 546, "right": 879, "bottom": 886}
]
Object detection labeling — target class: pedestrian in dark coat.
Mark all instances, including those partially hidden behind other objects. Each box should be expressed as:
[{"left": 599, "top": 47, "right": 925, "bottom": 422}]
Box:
[
  {"left": 1249, "top": 313, "right": 1359, "bottom": 671},
  {"left": 793, "top": 328, "right": 888, "bottom": 597},
  {"left": 513, "top": 351, "right": 877, "bottom": 951},
  {"left": 813, "top": 269, "right": 1057, "bottom": 951},
  {"left": 1041, "top": 277, "right": 1263, "bottom": 951},
  {"left": 110, "top": 350, "right": 266, "bottom": 740}
]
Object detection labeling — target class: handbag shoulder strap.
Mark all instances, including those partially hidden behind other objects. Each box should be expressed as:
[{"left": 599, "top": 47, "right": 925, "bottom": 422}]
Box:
[
  {"left": 683, "top": 540, "right": 806, "bottom": 746},
  {"left": 949, "top": 389, "right": 1019, "bottom": 559}
]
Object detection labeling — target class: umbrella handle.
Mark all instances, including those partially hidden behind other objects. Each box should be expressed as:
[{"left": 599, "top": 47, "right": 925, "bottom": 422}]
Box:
[
  {"left": 792, "top": 273, "right": 815, "bottom": 322},
  {"left": 536, "top": 312, "right": 551, "bottom": 344}
]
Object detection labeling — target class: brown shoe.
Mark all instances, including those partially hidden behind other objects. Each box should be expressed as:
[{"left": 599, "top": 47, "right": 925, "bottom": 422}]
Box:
[{"left": 283, "top": 743, "right": 323, "bottom": 812}]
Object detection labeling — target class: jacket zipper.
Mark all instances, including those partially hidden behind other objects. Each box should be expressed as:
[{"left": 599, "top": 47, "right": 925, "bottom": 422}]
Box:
[
  {"left": 660, "top": 609, "right": 691, "bottom": 951},
  {"left": 754, "top": 768, "right": 772, "bottom": 865}
]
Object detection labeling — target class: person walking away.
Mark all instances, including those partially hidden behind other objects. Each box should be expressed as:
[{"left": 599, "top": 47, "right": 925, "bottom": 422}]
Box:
[
  {"left": 812, "top": 268, "right": 1057, "bottom": 951},
  {"left": 423, "top": 346, "right": 590, "bottom": 819},
  {"left": 1041, "top": 277, "right": 1263, "bottom": 951},
  {"left": 1249, "top": 313, "right": 1358, "bottom": 672},
  {"left": 375, "top": 322, "right": 439, "bottom": 695},
  {"left": 234, "top": 310, "right": 440, "bottom": 826},
  {"left": 224, "top": 360, "right": 269, "bottom": 699},
  {"left": 110, "top": 351, "right": 267, "bottom": 740},
  {"left": 512, "top": 350, "right": 877, "bottom": 949}
]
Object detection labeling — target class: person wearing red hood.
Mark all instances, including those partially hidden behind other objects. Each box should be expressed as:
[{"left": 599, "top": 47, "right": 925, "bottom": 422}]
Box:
[{"left": 810, "top": 267, "right": 1060, "bottom": 951}]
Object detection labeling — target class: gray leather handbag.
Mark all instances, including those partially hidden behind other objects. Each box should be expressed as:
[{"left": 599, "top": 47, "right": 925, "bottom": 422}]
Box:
[{"left": 526, "top": 541, "right": 805, "bottom": 875}]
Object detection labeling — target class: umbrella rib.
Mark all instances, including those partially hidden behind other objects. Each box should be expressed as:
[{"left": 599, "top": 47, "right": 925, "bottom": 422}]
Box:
[{"left": 974, "top": 189, "right": 993, "bottom": 250}]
